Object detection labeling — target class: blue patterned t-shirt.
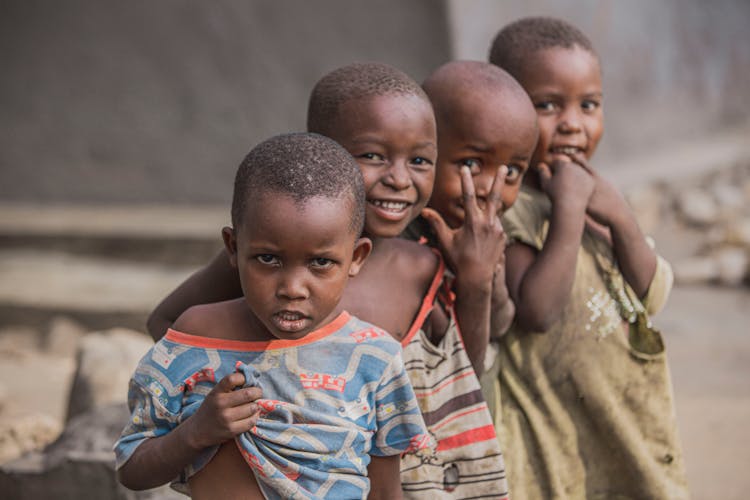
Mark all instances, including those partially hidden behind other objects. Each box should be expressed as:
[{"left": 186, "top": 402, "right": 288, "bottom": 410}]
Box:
[{"left": 115, "top": 312, "right": 429, "bottom": 499}]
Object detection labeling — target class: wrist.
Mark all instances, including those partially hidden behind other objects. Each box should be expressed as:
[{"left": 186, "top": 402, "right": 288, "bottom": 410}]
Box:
[
  {"left": 179, "top": 417, "right": 208, "bottom": 452},
  {"left": 454, "top": 272, "right": 494, "bottom": 295}
]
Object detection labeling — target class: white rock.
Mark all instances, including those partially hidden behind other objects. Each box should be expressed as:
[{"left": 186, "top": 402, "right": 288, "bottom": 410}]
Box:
[
  {"left": 715, "top": 247, "right": 749, "bottom": 286},
  {"left": 66, "top": 328, "right": 153, "bottom": 422},
  {"left": 0, "top": 349, "right": 75, "bottom": 424},
  {"left": 0, "top": 413, "right": 61, "bottom": 465},
  {"left": 625, "top": 184, "right": 663, "bottom": 234},
  {"left": 673, "top": 256, "right": 720, "bottom": 285},
  {"left": 0, "top": 326, "right": 42, "bottom": 354},
  {"left": 712, "top": 182, "right": 746, "bottom": 214},
  {"left": 43, "top": 316, "right": 87, "bottom": 359},
  {"left": 724, "top": 217, "right": 750, "bottom": 247},
  {"left": 677, "top": 188, "right": 720, "bottom": 226}
]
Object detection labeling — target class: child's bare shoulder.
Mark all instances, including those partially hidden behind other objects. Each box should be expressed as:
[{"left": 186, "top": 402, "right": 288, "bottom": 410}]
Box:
[
  {"left": 171, "top": 299, "right": 246, "bottom": 340},
  {"left": 386, "top": 237, "right": 441, "bottom": 285}
]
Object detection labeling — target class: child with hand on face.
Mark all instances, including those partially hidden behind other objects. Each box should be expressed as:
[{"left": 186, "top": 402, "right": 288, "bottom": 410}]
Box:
[
  {"left": 488, "top": 17, "right": 689, "bottom": 500},
  {"left": 143, "top": 63, "right": 510, "bottom": 499},
  {"left": 115, "top": 133, "right": 428, "bottom": 499},
  {"left": 405, "top": 60, "right": 539, "bottom": 422}
]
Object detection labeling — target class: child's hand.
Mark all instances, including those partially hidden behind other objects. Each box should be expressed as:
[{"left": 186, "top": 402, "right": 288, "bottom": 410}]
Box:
[
  {"left": 186, "top": 372, "right": 262, "bottom": 450},
  {"left": 568, "top": 152, "right": 627, "bottom": 227},
  {"left": 537, "top": 158, "right": 595, "bottom": 209},
  {"left": 422, "top": 165, "right": 508, "bottom": 285}
]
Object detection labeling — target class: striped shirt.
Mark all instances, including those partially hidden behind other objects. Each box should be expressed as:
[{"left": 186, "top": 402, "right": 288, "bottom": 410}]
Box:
[{"left": 399, "top": 255, "right": 509, "bottom": 499}]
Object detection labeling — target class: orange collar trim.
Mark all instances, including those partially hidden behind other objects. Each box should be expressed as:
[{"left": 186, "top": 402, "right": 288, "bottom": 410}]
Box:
[
  {"left": 165, "top": 311, "right": 351, "bottom": 351},
  {"left": 401, "top": 250, "right": 445, "bottom": 346}
]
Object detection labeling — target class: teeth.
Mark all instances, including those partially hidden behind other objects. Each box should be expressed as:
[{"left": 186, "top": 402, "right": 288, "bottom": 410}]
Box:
[
  {"left": 552, "top": 146, "right": 582, "bottom": 155},
  {"left": 370, "top": 200, "right": 408, "bottom": 211},
  {"left": 278, "top": 312, "right": 303, "bottom": 321}
]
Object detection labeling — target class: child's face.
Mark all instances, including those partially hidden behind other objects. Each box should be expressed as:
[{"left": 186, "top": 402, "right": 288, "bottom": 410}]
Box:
[
  {"left": 224, "top": 193, "right": 370, "bottom": 340},
  {"left": 519, "top": 46, "right": 603, "bottom": 167},
  {"left": 428, "top": 90, "right": 537, "bottom": 229},
  {"left": 326, "top": 94, "right": 437, "bottom": 238}
]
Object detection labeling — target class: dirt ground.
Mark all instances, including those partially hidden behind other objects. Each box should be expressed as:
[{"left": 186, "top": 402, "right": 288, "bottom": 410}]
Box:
[
  {"left": 658, "top": 284, "right": 750, "bottom": 498},
  {"left": 647, "top": 209, "right": 750, "bottom": 498}
]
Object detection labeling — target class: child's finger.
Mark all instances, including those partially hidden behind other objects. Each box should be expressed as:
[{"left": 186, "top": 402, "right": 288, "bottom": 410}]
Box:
[
  {"left": 569, "top": 151, "right": 593, "bottom": 174},
  {"left": 232, "top": 414, "right": 261, "bottom": 435},
  {"left": 486, "top": 165, "right": 508, "bottom": 217},
  {"left": 459, "top": 166, "right": 477, "bottom": 226},
  {"left": 224, "top": 386, "right": 263, "bottom": 408},
  {"left": 214, "top": 372, "right": 246, "bottom": 393},
  {"left": 421, "top": 207, "right": 452, "bottom": 249},
  {"left": 225, "top": 400, "right": 261, "bottom": 422},
  {"left": 537, "top": 162, "right": 552, "bottom": 190}
]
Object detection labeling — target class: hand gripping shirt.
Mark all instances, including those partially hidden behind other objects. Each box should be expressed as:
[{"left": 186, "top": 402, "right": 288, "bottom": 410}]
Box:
[{"left": 114, "top": 312, "right": 429, "bottom": 499}]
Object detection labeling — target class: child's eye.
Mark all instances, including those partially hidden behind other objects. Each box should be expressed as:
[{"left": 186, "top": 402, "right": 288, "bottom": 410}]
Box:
[
  {"left": 359, "top": 152, "right": 385, "bottom": 162},
  {"left": 581, "top": 100, "right": 600, "bottom": 112},
  {"left": 459, "top": 158, "right": 481, "bottom": 174},
  {"left": 310, "top": 258, "right": 335, "bottom": 269},
  {"left": 535, "top": 101, "right": 557, "bottom": 113},
  {"left": 505, "top": 164, "right": 524, "bottom": 182},
  {"left": 410, "top": 156, "right": 434, "bottom": 168},
  {"left": 256, "top": 254, "right": 280, "bottom": 266}
]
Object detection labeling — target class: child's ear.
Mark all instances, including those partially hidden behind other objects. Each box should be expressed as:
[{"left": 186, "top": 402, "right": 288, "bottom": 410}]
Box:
[
  {"left": 221, "top": 226, "right": 239, "bottom": 268},
  {"left": 348, "top": 237, "right": 372, "bottom": 277}
]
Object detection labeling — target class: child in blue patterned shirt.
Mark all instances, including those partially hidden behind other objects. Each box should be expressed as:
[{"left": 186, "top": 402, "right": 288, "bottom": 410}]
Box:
[{"left": 115, "top": 133, "right": 428, "bottom": 499}]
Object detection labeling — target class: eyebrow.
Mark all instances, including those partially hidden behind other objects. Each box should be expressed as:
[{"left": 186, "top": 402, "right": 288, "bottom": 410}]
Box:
[{"left": 465, "top": 144, "right": 492, "bottom": 154}]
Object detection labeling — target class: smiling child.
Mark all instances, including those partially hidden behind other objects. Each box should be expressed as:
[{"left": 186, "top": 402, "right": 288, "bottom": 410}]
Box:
[
  {"left": 139, "top": 63, "right": 509, "bottom": 498},
  {"left": 489, "top": 17, "right": 689, "bottom": 499}
]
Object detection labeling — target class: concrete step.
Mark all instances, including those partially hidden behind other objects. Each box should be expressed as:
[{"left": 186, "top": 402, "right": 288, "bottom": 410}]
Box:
[
  {"left": 0, "top": 204, "right": 228, "bottom": 265},
  {"left": 0, "top": 250, "right": 196, "bottom": 331}
]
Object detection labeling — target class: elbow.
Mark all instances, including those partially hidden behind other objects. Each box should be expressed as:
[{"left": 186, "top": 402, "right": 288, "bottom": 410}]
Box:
[
  {"left": 117, "top": 468, "right": 145, "bottom": 491},
  {"left": 117, "top": 466, "right": 162, "bottom": 492},
  {"left": 146, "top": 311, "right": 169, "bottom": 342},
  {"left": 514, "top": 307, "right": 558, "bottom": 333}
]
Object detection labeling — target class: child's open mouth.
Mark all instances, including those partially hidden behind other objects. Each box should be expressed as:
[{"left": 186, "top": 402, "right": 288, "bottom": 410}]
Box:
[
  {"left": 549, "top": 145, "right": 585, "bottom": 156},
  {"left": 273, "top": 311, "right": 310, "bottom": 333},
  {"left": 368, "top": 199, "right": 411, "bottom": 221}
]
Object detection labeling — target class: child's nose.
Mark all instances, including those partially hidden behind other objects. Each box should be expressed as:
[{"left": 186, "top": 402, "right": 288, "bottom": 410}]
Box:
[
  {"left": 383, "top": 161, "right": 411, "bottom": 190},
  {"left": 557, "top": 106, "right": 583, "bottom": 133},
  {"left": 474, "top": 169, "right": 495, "bottom": 199},
  {"left": 276, "top": 270, "right": 309, "bottom": 300}
]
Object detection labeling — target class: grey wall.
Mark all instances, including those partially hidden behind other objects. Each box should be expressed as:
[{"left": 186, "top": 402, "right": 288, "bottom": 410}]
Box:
[
  {"left": 3, "top": 1, "right": 748, "bottom": 204},
  {"left": 0, "top": 1, "right": 450, "bottom": 204},
  {"left": 446, "top": 0, "right": 750, "bottom": 167}
]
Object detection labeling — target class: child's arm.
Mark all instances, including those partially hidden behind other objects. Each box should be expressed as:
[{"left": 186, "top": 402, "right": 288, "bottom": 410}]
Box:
[
  {"left": 367, "top": 455, "right": 404, "bottom": 500},
  {"left": 117, "top": 371, "right": 262, "bottom": 490},
  {"left": 490, "top": 262, "right": 515, "bottom": 338},
  {"left": 572, "top": 152, "right": 657, "bottom": 297},
  {"left": 421, "top": 166, "right": 508, "bottom": 376},
  {"left": 506, "top": 161, "right": 595, "bottom": 332},
  {"left": 146, "top": 250, "right": 243, "bottom": 341}
]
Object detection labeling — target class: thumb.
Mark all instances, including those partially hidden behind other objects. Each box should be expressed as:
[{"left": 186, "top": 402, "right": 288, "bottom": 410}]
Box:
[
  {"left": 215, "top": 372, "right": 246, "bottom": 392},
  {"left": 421, "top": 207, "right": 453, "bottom": 248},
  {"left": 536, "top": 162, "right": 552, "bottom": 191}
]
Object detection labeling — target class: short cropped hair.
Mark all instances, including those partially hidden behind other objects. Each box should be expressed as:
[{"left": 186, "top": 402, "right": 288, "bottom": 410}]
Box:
[
  {"left": 231, "top": 132, "right": 365, "bottom": 234},
  {"left": 489, "top": 16, "right": 596, "bottom": 78},
  {"left": 307, "top": 62, "right": 429, "bottom": 136}
]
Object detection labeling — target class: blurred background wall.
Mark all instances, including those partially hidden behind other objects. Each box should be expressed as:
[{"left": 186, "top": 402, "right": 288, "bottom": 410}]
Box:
[
  {"left": 2, "top": 0, "right": 748, "bottom": 205},
  {"left": 0, "top": 0, "right": 451, "bottom": 204},
  {"left": 446, "top": 0, "right": 750, "bottom": 164}
]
